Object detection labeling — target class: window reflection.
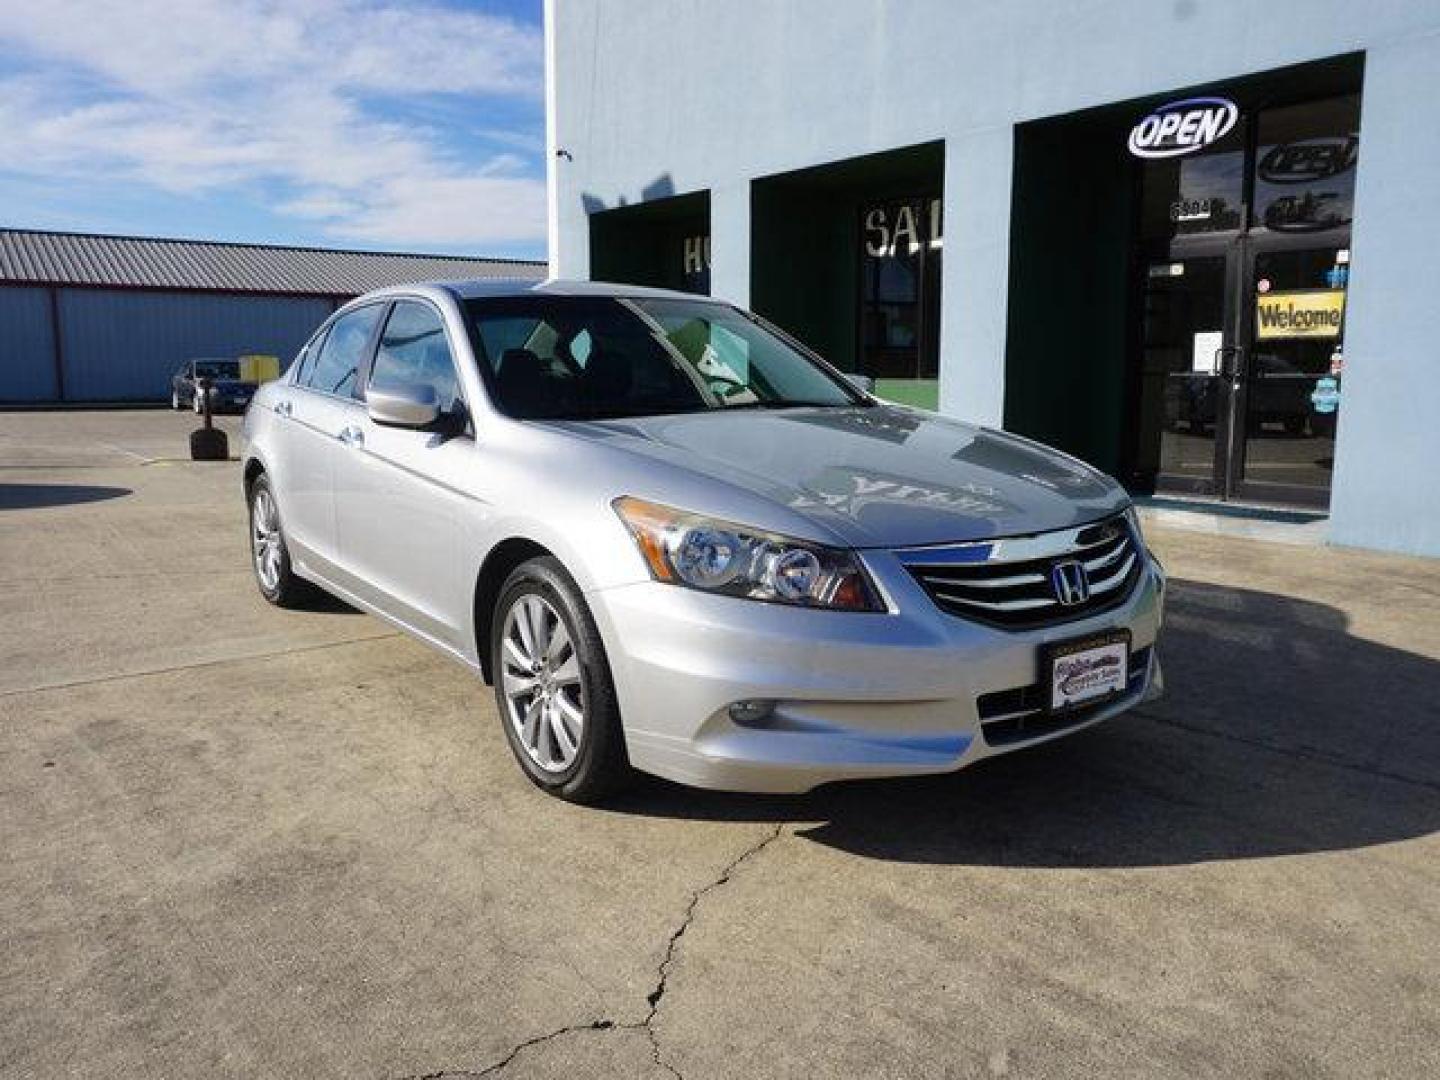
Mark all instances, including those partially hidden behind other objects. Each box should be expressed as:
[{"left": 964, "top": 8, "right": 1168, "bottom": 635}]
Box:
[
  {"left": 859, "top": 196, "right": 942, "bottom": 400},
  {"left": 1253, "top": 95, "right": 1360, "bottom": 235},
  {"left": 1140, "top": 125, "right": 1246, "bottom": 240}
]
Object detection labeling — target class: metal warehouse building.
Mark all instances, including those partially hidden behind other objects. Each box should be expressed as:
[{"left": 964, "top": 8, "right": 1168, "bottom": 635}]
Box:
[{"left": 0, "top": 229, "right": 544, "bottom": 404}]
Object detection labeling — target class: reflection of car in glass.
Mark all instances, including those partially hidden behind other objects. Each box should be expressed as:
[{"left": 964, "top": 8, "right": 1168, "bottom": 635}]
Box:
[
  {"left": 1262, "top": 192, "right": 1348, "bottom": 232},
  {"left": 1172, "top": 353, "right": 1313, "bottom": 435},
  {"left": 241, "top": 281, "right": 1165, "bottom": 802},
  {"left": 171, "top": 358, "right": 257, "bottom": 413}
]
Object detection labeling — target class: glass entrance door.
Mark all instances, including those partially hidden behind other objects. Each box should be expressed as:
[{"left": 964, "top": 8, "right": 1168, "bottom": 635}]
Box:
[
  {"left": 1141, "top": 254, "right": 1234, "bottom": 496},
  {"left": 1131, "top": 92, "right": 1358, "bottom": 507},
  {"left": 1230, "top": 95, "right": 1357, "bottom": 506},
  {"left": 1234, "top": 241, "right": 1348, "bottom": 505}
]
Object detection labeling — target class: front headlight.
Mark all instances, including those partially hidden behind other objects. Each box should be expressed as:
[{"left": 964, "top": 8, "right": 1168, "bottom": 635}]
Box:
[{"left": 612, "top": 497, "right": 883, "bottom": 611}]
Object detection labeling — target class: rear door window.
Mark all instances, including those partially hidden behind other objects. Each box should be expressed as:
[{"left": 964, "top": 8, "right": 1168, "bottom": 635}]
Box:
[
  {"left": 291, "top": 327, "right": 329, "bottom": 384},
  {"left": 302, "top": 305, "right": 382, "bottom": 398}
]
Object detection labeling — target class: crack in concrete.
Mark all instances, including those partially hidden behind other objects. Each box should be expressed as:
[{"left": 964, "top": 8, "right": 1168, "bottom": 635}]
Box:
[
  {"left": 399, "top": 823, "right": 786, "bottom": 1080},
  {"left": 392, "top": 1020, "right": 617, "bottom": 1079},
  {"left": 637, "top": 823, "right": 785, "bottom": 1077}
]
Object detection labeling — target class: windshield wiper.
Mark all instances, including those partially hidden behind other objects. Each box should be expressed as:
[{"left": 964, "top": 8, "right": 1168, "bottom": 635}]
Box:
[{"left": 721, "top": 400, "right": 853, "bottom": 411}]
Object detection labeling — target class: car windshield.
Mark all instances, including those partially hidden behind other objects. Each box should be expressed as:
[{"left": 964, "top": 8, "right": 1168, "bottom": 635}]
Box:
[
  {"left": 464, "top": 295, "right": 866, "bottom": 420},
  {"left": 194, "top": 360, "right": 240, "bottom": 379}
]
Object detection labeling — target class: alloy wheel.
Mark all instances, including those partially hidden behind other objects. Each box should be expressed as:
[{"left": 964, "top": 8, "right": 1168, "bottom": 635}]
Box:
[
  {"left": 251, "top": 487, "right": 283, "bottom": 593},
  {"left": 500, "top": 594, "right": 585, "bottom": 772}
]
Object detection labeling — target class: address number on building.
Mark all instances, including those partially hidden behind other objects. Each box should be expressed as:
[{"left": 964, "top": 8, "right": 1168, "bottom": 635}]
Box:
[{"left": 1169, "top": 197, "right": 1213, "bottom": 222}]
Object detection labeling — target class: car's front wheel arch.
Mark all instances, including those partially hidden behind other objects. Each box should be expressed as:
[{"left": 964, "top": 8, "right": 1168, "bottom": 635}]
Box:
[
  {"left": 473, "top": 537, "right": 553, "bottom": 685},
  {"left": 489, "top": 554, "right": 631, "bottom": 801},
  {"left": 243, "top": 456, "right": 266, "bottom": 498}
]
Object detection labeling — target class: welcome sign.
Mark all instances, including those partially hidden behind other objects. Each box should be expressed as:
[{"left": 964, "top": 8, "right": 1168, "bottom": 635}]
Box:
[{"left": 1255, "top": 289, "right": 1346, "bottom": 340}]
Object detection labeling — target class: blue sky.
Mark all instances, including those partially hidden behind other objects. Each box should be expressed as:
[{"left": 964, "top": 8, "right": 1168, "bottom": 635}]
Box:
[{"left": 0, "top": 0, "right": 548, "bottom": 259}]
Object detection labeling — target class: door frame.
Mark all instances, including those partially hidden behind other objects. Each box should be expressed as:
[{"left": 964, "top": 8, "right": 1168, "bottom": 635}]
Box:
[
  {"left": 1147, "top": 235, "right": 1248, "bottom": 502},
  {"left": 1226, "top": 227, "right": 1350, "bottom": 508}
]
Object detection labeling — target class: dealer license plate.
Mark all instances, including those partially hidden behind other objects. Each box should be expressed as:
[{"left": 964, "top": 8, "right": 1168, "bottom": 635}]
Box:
[{"left": 1044, "top": 630, "right": 1130, "bottom": 713}]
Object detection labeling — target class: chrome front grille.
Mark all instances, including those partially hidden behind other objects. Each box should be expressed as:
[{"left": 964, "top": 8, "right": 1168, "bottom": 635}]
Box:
[{"left": 898, "top": 515, "right": 1143, "bottom": 630}]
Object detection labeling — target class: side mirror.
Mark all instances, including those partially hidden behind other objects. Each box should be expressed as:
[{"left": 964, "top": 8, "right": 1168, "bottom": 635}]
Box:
[
  {"left": 844, "top": 373, "right": 876, "bottom": 395},
  {"left": 368, "top": 383, "right": 441, "bottom": 428}
]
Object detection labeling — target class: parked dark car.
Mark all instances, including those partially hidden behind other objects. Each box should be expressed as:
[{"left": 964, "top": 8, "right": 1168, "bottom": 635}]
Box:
[{"left": 170, "top": 358, "right": 257, "bottom": 414}]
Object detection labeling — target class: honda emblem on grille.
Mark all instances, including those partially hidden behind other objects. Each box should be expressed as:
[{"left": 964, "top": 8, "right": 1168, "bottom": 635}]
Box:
[{"left": 1050, "top": 560, "right": 1090, "bottom": 606}]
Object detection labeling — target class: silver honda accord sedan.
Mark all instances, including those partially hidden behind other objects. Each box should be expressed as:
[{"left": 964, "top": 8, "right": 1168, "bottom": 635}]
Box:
[{"left": 240, "top": 279, "right": 1164, "bottom": 801}]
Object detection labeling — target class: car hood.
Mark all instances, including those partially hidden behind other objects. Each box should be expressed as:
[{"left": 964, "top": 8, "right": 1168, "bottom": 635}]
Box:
[
  {"left": 211, "top": 379, "right": 256, "bottom": 392},
  {"left": 549, "top": 404, "right": 1128, "bottom": 548}
]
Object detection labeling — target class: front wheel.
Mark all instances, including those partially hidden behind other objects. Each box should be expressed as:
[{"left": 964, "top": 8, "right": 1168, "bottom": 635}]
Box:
[
  {"left": 248, "top": 474, "right": 312, "bottom": 607},
  {"left": 491, "top": 557, "right": 630, "bottom": 802}
]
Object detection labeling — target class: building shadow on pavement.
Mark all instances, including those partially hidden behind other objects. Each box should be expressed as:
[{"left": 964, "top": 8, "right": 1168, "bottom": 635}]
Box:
[
  {"left": 607, "top": 578, "right": 1440, "bottom": 867},
  {"left": 0, "top": 483, "right": 131, "bottom": 509}
]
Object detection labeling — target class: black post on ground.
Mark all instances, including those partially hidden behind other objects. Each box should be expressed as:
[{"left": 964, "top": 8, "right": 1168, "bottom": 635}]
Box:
[{"left": 189, "top": 376, "right": 229, "bottom": 461}]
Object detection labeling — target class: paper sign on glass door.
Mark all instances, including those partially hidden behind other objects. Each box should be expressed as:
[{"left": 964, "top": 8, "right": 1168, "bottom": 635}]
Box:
[{"left": 1191, "top": 331, "right": 1224, "bottom": 372}]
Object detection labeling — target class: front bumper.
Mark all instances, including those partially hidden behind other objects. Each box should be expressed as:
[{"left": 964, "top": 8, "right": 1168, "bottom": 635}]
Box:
[{"left": 588, "top": 548, "right": 1165, "bottom": 793}]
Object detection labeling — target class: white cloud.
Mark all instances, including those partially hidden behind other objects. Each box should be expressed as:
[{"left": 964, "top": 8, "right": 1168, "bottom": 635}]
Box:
[
  {"left": 0, "top": 0, "right": 546, "bottom": 249},
  {"left": 274, "top": 193, "right": 364, "bottom": 219},
  {"left": 330, "top": 175, "right": 548, "bottom": 246}
]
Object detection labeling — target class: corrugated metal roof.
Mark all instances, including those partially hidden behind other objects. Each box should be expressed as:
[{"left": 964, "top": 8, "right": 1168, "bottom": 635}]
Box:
[{"left": 0, "top": 228, "right": 545, "bottom": 296}]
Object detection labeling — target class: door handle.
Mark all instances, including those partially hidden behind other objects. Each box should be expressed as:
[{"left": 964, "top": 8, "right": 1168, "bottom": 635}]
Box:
[
  {"left": 337, "top": 425, "right": 365, "bottom": 448},
  {"left": 1213, "top": 346, "right": 1244, "bottom": 382},
  {"left": 274, "top": 399, "right": 293, "bottom": 417}
]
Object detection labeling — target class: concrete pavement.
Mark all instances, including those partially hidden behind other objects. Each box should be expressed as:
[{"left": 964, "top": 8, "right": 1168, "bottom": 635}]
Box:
[{"left": 1, "top": 410, "right": 1437, "bottom": 1078}]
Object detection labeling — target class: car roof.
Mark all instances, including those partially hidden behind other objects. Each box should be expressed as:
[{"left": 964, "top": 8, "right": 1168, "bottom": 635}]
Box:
[{"left": 358, "top": 278, "right": 724, "bottom": 304}]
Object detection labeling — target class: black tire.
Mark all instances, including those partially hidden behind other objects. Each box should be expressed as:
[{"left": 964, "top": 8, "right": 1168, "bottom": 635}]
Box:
[
  {"left": 490, "top": 556, "right": 631, "bottom": 802},
  {"left": 247, "top": 473, "right": 314, "bottom": 608}
]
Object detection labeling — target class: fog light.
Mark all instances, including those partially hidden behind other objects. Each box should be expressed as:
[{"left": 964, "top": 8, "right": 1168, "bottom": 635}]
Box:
[{"left": 728, "top": 699, "right": 776, "bottom": 726}]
